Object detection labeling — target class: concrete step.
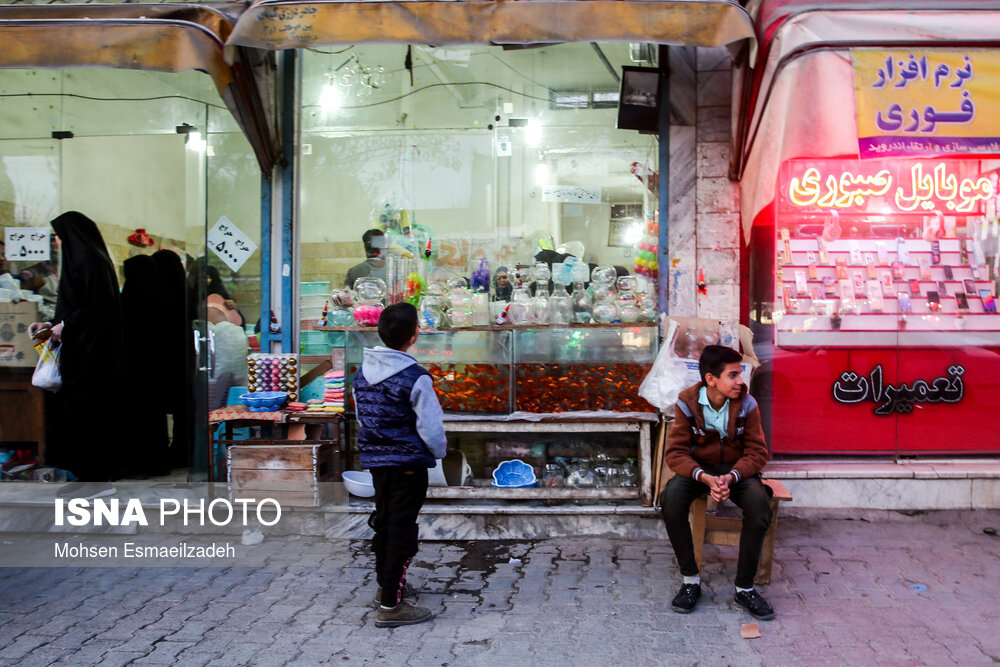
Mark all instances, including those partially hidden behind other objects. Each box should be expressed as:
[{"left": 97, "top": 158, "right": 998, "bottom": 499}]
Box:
[{"left": 766, "top": 457, "right": 1000, "bottom": 511}]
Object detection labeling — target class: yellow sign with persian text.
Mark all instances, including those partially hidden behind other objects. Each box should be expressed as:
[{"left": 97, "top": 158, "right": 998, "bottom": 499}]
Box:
[{"left": 852, "top": 49, "right": 1000, "bottom": 158}]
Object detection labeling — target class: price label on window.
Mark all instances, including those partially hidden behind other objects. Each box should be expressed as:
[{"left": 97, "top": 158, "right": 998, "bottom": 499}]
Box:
[
  {"left": 4, "top": 226, "right": 50, "bottom": 262},
  {"left": 207, "top": 216, "right": 257, "bottom": 273}
]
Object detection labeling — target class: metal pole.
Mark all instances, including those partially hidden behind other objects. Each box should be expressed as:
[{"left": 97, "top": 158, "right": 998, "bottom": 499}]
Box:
[
  {"left": 657, "top": 45, "right": 670, "bottom": 316},
  {"left": 278, "top": 48, "right": 296, "bottom": 352}
]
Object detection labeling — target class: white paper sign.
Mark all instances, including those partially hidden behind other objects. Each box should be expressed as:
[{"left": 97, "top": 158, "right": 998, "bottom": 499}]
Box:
[
  {"left": 4, "top": 227, "right": 50, "bottom": 262},
  {"left": 207, "top": 217, "right": 257, "bottom": 272},
  {"left": 541, "top": 185, "right": 602, "bottom": 204}
]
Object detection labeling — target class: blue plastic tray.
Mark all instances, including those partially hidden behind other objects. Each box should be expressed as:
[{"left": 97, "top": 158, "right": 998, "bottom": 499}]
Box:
[{"left": 492, "top": 459, "right": 538, "bottom": 488}]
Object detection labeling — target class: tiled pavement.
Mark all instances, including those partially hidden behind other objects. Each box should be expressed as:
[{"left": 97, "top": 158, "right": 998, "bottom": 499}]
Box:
[{"left": 1, "top": 509, "right": 999, "bottom": 665}]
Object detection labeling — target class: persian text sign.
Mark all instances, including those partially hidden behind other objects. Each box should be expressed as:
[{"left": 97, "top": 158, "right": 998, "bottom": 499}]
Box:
[
  {"left": 853, "top": 49, "right": 1000, "bottom": 158},
  {"left": 778, "top": 159, "right": 993, "bottom": 215}
]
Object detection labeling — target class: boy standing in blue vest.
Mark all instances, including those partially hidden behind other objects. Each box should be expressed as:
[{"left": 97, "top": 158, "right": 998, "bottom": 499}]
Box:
[{"left": 354, "top": 302, "right": 447, "bottom": 628}]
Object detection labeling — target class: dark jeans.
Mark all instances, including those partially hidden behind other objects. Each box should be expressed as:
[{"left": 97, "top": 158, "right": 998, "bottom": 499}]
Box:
[
  {"left": 370, "top": 466, "right": 428, "bottom": 607},
  {"left": 659, "top": 465, "right": 772, "bottom": 589}
]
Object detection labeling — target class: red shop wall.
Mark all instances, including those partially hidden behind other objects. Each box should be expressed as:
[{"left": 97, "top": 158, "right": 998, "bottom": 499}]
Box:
[{"left": 770, "top": 347, "right": 1000, "bottom": 455}]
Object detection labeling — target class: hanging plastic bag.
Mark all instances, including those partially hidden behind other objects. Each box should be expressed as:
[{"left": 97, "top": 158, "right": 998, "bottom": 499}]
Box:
[
  {"left": 31, "top": 338, "right": 62, "bottom": 392},
  {"left": 638, "top": 345, "right": 690, "bottom": 414},
  {"left": 638, "top": 317, "right": 689, "bottom": 414}
]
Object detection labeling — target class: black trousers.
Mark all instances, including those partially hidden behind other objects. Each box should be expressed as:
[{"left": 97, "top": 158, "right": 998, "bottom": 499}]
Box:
[
  {"left": 370, "top": 466, "right": 428, "bottom": 608},
  {"left": 659, "top": 465, "right": 772, "bottom": 589}
]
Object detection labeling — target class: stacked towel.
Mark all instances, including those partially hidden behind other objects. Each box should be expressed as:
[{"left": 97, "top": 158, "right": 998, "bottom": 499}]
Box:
[{"left": 323, "top": 370, "right": 345, "bottom": 413}]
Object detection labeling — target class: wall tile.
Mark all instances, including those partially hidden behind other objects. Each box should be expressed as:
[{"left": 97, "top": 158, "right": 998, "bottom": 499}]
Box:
[
  {"left": 697, "top": 141, "right": 730, "bottom": 179},
  {"left": 697, "top": 248, "right": 738, "bottom": 281},
  {"left": 697, "top": 282, "right": 738, "bottom": 319},
  {"left": 668, "top": 46, "right": 697, "bottom": 127},
  {"left": 695, "top": 213, "right": 740, "bottom": 249},
  {"left": 696, "top": 70, "right": 731, "bottom": 108},
  {"left": 697, "top": 46, "right": 732, "bottom": 73},
  {"left": 667, "top": 267, "right": 697, "bottom": 317},
  {"left": 697, "top": 105, "right": 730, "bottom": 143},
  {"left": 697, "top": 177, "right": 739, "bottom": 215}
]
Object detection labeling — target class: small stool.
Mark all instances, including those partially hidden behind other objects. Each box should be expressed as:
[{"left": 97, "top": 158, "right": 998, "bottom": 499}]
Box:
[{"left": 689, "top": 478, "right": 792, "bottom": 585}]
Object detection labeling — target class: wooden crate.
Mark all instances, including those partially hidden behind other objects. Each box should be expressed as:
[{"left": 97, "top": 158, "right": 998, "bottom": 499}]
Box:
[{"left": 227, "top": 440, "right": 340, "bottom": 507}]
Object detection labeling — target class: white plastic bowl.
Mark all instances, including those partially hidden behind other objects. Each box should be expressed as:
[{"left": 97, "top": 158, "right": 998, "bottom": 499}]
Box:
[{"left": 342, "top": 470, "right": 375, "bottom": 498}]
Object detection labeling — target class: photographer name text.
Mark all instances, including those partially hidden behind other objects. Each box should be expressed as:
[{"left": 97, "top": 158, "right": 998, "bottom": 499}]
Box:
[{"left": 54, "top": 541, "right": 236, "bottom": 559}]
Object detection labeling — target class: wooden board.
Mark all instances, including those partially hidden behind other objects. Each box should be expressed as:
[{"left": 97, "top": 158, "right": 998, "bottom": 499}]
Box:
[{"left": 228, "top": 442, "right": 334, "bottom": 472}]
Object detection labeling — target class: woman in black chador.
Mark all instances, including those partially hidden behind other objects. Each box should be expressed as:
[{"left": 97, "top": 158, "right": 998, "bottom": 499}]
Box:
[
  {"left": 152, "top": 249, "right": 191, "bottom": 469},
  {"left": 29, "top": 211, "right": 125, "bottom": 490},
  {"left": 120, "top": 254, "right": 170, "bottom": 477}
]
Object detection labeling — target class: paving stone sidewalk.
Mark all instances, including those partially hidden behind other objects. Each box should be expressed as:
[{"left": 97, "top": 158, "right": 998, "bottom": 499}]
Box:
[{"left": 1, "top": 509, "right": 999, "bottom": 665}]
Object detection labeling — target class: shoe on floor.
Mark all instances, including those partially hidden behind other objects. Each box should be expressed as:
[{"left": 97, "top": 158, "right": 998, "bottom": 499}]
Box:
[
  {"left": 56, "top": 481, "right": 116, "bottom": 500},
  {"left": 734, "top": 589, "right": 775, "bottom": 620},
  {"left": 671, "top": 583, "right": 701, "bottom": 614},
  {"left": 373, "top": 583, "right": 418, "bottom": 606},
  {"left": 374, "top": 601, "right": 434, "bottom": 628}
]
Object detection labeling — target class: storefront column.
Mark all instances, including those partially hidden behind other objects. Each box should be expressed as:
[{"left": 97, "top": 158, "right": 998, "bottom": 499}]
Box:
[
  {"left": 264, "top": 49, "right": 297, "bottom": 353},
  {"left": 657, "top": 45, "right": 670, "bottom": 315}
]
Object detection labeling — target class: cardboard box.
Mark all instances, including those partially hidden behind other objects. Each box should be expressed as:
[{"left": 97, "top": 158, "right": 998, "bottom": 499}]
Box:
[{"left": 0, "top": 302, "right": 39, "bottom": 367}]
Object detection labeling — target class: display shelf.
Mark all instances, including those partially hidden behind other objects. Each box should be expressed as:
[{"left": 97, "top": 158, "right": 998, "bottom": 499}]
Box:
[
  {"left": 425, "top": 487, "right": 639, "bottom": 500},
  {"left": 314, "top": 321, "right": 658, "bottom": 332},
  {"left": 443, "top": 418, "right": 655, "bottom": 505}
]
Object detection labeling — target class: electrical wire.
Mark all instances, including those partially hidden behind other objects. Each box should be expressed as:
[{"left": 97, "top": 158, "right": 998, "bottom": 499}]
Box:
[
  {"left": 0, "top": 92, "right": 226, "bottom": 110},
  {"left": 307, "top": 46, "right": 355, "bottom": 55},
  {"left": 305, "top": 80, "right": 553, "bottom": 110}
]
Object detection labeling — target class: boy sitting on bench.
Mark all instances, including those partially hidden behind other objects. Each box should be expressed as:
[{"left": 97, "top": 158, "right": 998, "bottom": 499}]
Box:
[{"left": 659, "top": 344, "right": 775, "bottom": 620}]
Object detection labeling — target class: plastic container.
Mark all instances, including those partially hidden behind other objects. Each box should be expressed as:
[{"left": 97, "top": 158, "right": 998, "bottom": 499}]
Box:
[
  {"left": 492, "top": 459, "right": 538, "bottom": 488},
  {"left": 342, "top": 470, "right": 375, "bottom": 497},
  {"left": 239, "top": 391, "right": 288, "bottom": 412}
]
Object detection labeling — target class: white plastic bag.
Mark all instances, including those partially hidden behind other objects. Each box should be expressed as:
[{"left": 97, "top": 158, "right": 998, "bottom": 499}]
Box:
[
  {"left": 31, "top": 339, "right": 62, "bottom": 392},
  {"left": 638, "top": 343, "right": 689, "bottom": 414},
  {"left": 638, "top": 317, "right": 688, "bottom": 413}
]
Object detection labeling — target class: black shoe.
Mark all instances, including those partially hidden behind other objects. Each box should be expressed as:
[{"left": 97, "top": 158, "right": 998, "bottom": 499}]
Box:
[
  {"left": 671, "top": 583, "right": 701, "bottom": 614},
  {"left": 734, "top": 589, "right": 775, "bottom": 620}
]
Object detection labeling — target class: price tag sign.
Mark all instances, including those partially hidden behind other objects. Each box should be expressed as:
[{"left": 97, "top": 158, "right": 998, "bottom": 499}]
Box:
[
  {"left": 4, "top": 227, "right": 50, "bottom": 262},
  {"left": 207, "top": 216, "right": 257, "bottom": 272}
]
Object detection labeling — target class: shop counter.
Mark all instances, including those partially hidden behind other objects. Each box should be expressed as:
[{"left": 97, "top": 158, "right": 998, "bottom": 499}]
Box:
[{"left": 305, "top": 322, "right": 661, "bottom": 503}]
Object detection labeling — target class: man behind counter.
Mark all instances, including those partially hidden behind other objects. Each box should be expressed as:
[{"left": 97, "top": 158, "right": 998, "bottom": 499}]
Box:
[{"left": 345, "top": 229, "right": 388, "bottom": 289}]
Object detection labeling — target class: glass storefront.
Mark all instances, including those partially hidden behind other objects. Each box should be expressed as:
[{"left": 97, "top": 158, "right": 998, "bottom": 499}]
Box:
[
  {"left": 0, "top": 67, "right": 261, "bottom": 480},
  {"left": 750, "top": 157, "right": 1000, "bottom": 455},
  {"left": 296, "top": 43, "right": 663, "bottom": 491}
]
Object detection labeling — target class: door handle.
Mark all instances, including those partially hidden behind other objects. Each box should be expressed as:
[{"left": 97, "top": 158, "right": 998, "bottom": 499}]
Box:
[{"left": 207, "top": 328, "right": 216, "bottom": 379}]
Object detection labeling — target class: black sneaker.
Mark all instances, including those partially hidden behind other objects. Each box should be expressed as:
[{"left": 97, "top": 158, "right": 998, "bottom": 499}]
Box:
[
  {"left": 734, "top": 589, "right": 775, "bottom": 620},
  {"left": 671, "top": 583, "right": 701, "bottom": 614}
]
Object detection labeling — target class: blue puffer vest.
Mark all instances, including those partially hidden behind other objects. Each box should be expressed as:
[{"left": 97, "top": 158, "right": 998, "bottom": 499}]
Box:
[{"left": 354, "top": 364, "right": 436, "bottom": 468}]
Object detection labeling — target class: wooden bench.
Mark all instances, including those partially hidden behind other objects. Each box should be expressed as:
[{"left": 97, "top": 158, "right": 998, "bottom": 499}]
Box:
[{"left": 690, "top": 478, "right": 792, "bottom": 586}]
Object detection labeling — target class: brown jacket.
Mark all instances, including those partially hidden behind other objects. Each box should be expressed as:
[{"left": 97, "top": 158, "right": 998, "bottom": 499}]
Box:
[{"left": 664, "top": 382, "right": 768, "bottom": 481}]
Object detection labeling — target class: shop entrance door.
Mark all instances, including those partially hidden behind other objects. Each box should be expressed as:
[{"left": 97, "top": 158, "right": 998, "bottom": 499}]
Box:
[{"left": 0, "top": 67, "right": 263, "bottom": 482}]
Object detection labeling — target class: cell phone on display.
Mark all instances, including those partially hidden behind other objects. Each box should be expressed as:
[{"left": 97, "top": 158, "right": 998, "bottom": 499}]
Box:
[
  {"left": 943, "top": 265, "right": 954, "bottom": 280},
  {"left": 926, "top": 290, "right": 941, "bottom": 312},
  {"left": 909, "top": 279, "right": 920, "bottom": 295},
  {"left": 897, "top": 291, "right": 912, "bottom": 313},
  {"left": 937, "top": 280, "right": 948, "bottom": 296},
  {"left": 981, "top": 290, "right": 997, "bottom": 313},
  {"left": 956, "top": 293, "right": 969, "bottom": 311},
  {"left": 965, "top": 279, "right": 977, "bottom": 295}
]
